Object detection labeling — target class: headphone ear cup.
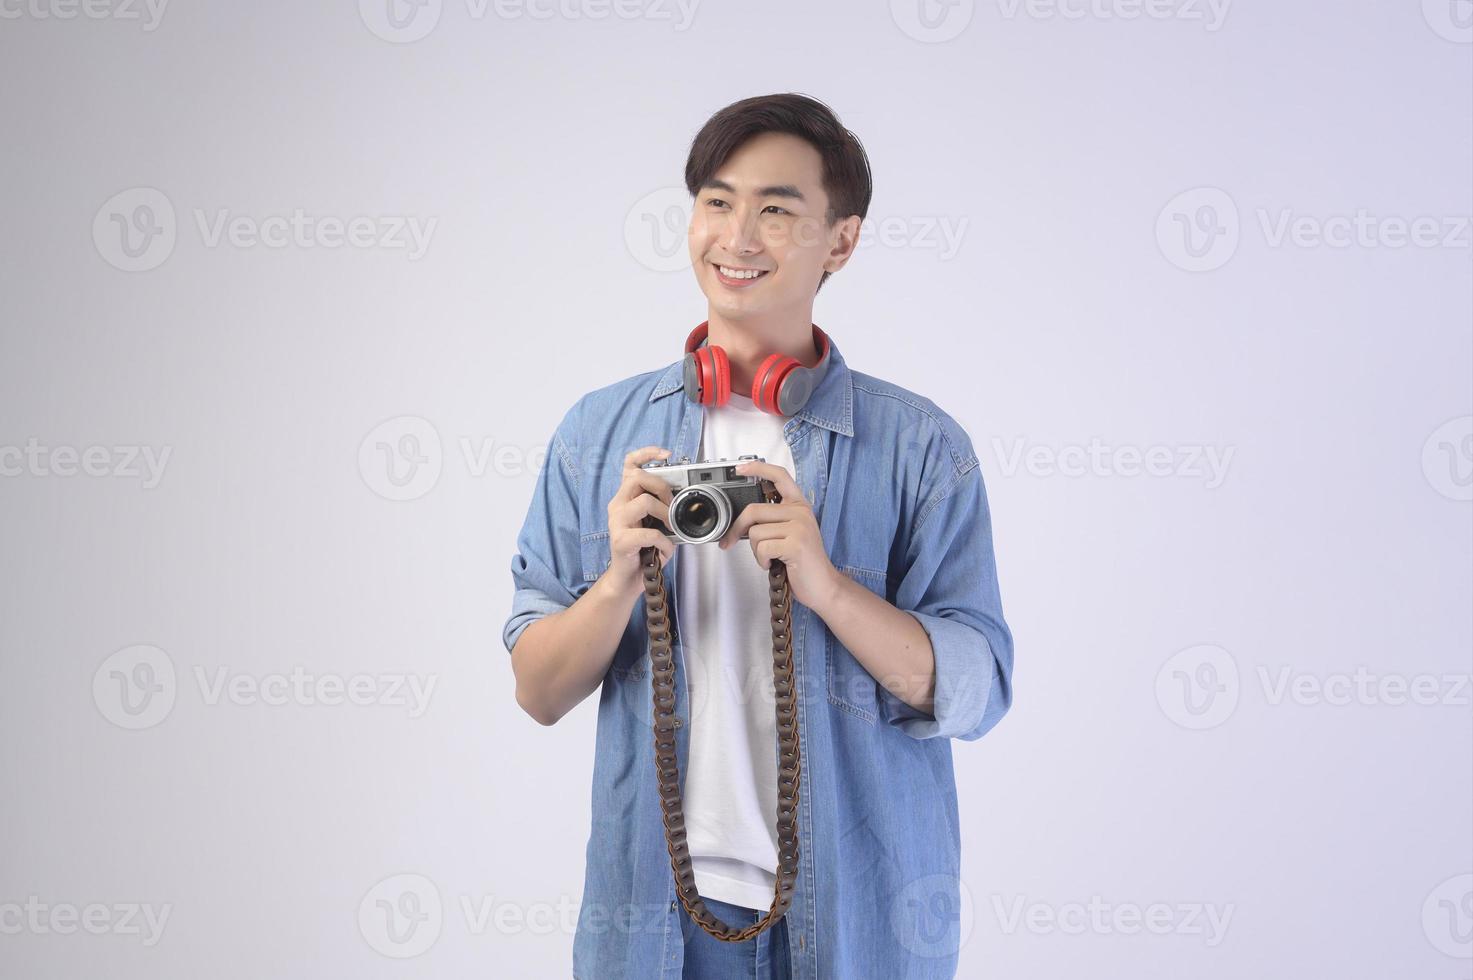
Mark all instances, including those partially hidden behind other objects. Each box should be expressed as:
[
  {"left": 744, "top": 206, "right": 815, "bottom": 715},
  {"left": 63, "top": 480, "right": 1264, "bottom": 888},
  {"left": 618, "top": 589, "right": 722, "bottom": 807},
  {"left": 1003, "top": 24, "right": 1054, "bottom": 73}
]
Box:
[
  {"left": 684, "top": 342, "right": 732, "bottom": 406},
  {"left": 692, "top": 345, "right": 731, "bottom": 406},
  {"left": 682, "top": 352, "right": 701, "bottom": 403},
  {"left": 709, "top": 344, "right": 731, "bottom": 406},
  {"left": 695, "top": 348, "right": 716, "bottom": 405},
  {"left": 768, "top": 361, "right": 806, "bottom": 415},
  {"left": 752, "top": 353, "right": 796, "bottom": 415}
]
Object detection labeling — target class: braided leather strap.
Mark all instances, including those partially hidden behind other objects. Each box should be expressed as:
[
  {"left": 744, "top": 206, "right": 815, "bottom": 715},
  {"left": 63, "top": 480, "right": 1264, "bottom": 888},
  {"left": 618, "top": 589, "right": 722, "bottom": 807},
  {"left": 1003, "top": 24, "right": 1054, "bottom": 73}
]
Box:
[{"left": 641, "top": 476, "right": 802, "bottom": 942}]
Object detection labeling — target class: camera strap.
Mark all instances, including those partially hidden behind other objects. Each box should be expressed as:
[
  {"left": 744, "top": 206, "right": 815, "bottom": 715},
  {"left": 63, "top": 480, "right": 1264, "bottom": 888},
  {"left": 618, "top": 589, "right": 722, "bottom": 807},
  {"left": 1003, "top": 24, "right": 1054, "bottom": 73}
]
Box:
[{"left": 641, "top": 476, "right": 802, "bottom": 943}]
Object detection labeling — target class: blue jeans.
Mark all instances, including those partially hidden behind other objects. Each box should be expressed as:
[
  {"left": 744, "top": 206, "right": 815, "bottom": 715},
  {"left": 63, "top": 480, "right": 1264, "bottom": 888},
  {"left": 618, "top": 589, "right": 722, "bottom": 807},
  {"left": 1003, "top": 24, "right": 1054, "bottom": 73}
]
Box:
[{"left": 680, "top": 897, "right": 792, "bottom": 980}]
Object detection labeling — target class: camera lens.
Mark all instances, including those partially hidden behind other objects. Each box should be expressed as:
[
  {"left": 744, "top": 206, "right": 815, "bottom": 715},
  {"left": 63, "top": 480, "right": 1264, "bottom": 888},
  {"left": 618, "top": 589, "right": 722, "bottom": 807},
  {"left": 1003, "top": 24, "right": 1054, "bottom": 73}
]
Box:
[
  {"left": 670, "top": 486, "right": 730, "bottom": 544},
  {"left": 674, "top": 490, "right": 717, "bottom": 536}
]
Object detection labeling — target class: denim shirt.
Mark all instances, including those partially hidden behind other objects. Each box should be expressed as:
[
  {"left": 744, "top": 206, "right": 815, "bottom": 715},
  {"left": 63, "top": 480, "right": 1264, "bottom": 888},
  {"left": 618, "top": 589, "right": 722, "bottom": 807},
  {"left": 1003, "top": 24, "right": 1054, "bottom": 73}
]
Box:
[{"left": 502, "top": 335, "right": 1014, "bottom": 979}]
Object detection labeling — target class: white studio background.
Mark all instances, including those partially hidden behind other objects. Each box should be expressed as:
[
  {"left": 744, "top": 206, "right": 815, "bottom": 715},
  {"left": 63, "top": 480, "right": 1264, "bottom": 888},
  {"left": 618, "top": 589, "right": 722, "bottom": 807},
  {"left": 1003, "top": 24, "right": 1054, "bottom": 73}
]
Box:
[{"left": 1, "top": 2, "right": 1470, "bottom": 978}]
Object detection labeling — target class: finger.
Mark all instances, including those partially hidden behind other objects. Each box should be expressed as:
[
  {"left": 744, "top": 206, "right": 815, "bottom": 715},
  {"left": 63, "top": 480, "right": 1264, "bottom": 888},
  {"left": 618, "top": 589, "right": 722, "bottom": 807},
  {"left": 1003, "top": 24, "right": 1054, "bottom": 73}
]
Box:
[
  {"left": 737, "top": 460, "right": 804, "bottom": 504},
  {"left": 630, "top": 470, "right": 678, "bottom": 504},
  {"left": 611, "top": 469, "right": 677, "bottom": 510},
  {"left": 752, "top": 537, "right": 785, "bottom": 569},
  {"left": 719, "top": 501, "right": 781, "bottom": 548},
  {"left": 614, "top": 527, "right": 674, "bottom": 564},
  {"left": 616, "top": 492, "right": 673, "bottom": 532},
  {"left": 623, "top": 446, "right": 672, "bottom": 473},
  {"left": 729, "top": 521, "right": 784, "bottom": 551},
  {"left": 743, "top": 521, "right": 789, "bottom": 544}
]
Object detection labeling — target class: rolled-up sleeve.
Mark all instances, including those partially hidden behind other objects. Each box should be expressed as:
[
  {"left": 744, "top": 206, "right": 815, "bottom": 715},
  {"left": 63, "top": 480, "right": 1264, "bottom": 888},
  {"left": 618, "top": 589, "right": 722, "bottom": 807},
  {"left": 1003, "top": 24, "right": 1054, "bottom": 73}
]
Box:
[
  {"left": 881, "top": 461, "right": 1014, "bottom": 741},
  {"left": 502, "top": 403, "right": 585, "bottom": 656}
]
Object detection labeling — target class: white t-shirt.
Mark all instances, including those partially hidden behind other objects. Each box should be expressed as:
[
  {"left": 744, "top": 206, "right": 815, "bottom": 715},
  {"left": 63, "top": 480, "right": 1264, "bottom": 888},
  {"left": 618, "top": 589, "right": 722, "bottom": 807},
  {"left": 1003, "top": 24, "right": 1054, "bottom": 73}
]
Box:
[{"left": 677, "top": 390, "right": 796, "bottom": 912}]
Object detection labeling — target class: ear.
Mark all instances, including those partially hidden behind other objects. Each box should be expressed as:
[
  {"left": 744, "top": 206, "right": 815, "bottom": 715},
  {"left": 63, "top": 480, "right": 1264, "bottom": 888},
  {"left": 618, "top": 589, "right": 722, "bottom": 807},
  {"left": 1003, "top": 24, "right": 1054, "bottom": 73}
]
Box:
[{"left": 823, "top": 214, "right": 862, "bottom": 273}]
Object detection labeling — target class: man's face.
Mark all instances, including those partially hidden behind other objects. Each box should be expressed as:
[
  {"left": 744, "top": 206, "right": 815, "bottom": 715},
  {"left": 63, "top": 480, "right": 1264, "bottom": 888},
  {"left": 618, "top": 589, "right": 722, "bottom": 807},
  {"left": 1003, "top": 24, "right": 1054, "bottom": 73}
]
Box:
[{"left": 688, "top": 131, "right": 858, "bottom": 319}]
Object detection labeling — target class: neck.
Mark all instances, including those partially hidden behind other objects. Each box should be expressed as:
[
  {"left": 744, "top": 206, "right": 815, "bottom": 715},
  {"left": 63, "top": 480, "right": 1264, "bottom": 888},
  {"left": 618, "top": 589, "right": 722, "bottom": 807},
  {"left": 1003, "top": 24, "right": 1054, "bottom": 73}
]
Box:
[{"left": 705, "top": 311, "right": 820, "bottom": 397}]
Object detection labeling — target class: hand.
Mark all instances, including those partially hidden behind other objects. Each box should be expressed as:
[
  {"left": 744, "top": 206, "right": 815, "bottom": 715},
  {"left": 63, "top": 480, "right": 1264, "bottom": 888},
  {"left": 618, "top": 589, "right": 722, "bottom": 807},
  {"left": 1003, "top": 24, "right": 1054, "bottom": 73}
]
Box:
[
  {"left": 717, "top": 460, "right": 842, "bottom": 614},
  {"left": 603, "top": 446, "right": 677, "bottom": 599}
]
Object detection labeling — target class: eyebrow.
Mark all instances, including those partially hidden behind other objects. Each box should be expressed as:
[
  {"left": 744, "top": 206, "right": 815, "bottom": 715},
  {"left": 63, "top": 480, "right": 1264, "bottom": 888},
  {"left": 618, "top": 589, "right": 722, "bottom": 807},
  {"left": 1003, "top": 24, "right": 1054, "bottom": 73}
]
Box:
[{"left": 699, "top": 178, "right": 807, "bottom": 203}]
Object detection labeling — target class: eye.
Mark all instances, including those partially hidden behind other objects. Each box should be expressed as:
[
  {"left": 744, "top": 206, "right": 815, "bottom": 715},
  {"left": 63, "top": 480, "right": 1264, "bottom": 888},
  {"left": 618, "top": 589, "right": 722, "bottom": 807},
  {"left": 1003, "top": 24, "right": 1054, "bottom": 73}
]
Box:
[{"left": 702, "top": 198, "right": 789, "bottom": 215}]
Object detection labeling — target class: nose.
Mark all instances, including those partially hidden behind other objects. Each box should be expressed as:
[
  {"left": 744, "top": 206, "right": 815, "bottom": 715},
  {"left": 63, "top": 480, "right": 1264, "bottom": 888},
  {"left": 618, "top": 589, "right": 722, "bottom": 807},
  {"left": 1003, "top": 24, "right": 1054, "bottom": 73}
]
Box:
[{"left": 720, "top": 204, "right": 762, "bottom": 257}]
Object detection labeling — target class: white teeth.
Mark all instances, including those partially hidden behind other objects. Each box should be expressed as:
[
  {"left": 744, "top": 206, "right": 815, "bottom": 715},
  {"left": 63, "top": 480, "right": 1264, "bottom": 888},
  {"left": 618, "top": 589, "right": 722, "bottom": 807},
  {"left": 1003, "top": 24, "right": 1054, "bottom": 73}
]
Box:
[{"left": 718, "top": 265, "right": 766, "bottom": 280}]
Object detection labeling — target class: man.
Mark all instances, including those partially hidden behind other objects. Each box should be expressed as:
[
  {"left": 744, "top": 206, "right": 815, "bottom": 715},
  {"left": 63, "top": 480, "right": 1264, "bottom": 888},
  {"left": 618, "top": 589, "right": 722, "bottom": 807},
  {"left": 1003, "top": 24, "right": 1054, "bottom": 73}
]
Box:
[{"left": 503, "top": 93, "right": 1014, "bottom": 979}]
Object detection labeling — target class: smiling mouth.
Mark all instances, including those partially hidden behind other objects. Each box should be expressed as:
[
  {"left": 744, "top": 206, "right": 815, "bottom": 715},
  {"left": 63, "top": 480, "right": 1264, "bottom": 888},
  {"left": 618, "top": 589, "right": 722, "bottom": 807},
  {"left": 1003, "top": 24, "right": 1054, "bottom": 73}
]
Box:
[{"left": 713, "top": 263, "right": 771, "bottom": 286}]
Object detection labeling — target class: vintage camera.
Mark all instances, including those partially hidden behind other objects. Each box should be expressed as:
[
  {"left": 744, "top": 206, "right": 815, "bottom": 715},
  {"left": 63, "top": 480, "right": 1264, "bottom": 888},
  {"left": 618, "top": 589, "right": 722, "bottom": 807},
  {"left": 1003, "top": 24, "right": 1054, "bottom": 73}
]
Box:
[{"left": 638, "top": 454, "right": 768, "bottom": 545}]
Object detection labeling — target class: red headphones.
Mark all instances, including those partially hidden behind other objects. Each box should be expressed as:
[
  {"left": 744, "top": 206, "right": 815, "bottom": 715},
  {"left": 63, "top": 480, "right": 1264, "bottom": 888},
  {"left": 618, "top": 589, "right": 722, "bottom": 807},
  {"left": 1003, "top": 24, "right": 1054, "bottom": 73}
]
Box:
[{"left": 682, "top": 321, "right": 833, "bottom": 417}]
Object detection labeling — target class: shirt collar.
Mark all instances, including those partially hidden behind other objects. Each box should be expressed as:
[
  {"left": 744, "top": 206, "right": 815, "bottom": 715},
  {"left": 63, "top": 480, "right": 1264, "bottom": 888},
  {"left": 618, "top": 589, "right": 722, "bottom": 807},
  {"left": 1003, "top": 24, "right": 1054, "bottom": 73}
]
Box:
[{"left": 648, "top": 332, "right": 855, "bottom": 437}]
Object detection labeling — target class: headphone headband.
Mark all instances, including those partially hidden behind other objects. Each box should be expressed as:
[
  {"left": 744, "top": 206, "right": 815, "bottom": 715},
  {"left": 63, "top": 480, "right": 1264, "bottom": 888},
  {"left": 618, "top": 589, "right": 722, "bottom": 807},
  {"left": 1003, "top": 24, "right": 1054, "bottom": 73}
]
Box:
[{"left": 681, "top": 323, "right": 831, "bottom": 416}]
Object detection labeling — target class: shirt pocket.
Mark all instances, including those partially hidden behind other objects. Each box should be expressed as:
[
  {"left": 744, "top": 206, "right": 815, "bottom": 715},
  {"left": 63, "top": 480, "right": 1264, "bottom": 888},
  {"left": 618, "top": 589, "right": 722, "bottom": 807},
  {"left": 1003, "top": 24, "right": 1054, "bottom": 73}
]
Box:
[
  {"left": 826, "top": 564, "right": 887, "bottom": 724},
  {"left": 580, "top": 528, "right": 649, "bottom": 679},
  {"left": 579, "top": 529, "right": 611, "bottom": 583}
]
